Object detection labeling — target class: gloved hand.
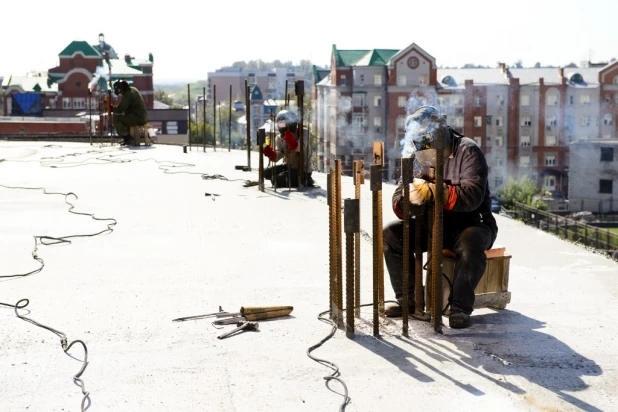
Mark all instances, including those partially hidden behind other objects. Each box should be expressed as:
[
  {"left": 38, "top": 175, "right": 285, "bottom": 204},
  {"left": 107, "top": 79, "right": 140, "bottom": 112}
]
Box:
[
  {"left": 263, "top": 145, "right": 277, "bottom": 162},
  {"left": 409, "top": 178, "right": 449, "bottom": 206},
  {"left": 282, "top": 131, "right": 299, "bottom": 151}
]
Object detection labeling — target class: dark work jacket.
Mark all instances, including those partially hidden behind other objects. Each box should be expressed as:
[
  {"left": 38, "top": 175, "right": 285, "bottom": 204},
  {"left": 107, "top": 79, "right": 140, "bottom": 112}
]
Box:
[
  {"left": 112, "top": 87, "right": 148, "bottom": 124},
  {"left": 392, "top": 136, "right": 498, "bottom": 243}
]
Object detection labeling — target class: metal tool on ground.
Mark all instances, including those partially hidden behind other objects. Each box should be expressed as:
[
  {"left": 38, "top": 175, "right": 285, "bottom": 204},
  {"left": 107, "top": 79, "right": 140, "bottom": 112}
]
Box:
[
  {"left": 353, "top": 160, "right": 364, "bottom": 318},
  {"left": 172, "top": 305, "right": 293, "bottom": 322},
  {"left": 217, "top": 321, "right": 260, "bottom": 339}
]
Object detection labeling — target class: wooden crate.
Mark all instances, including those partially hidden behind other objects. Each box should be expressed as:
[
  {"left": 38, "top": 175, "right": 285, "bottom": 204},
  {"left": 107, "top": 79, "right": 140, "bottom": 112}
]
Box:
[{"left": 441, "top": 247, "right": 511, "bottom": 310}]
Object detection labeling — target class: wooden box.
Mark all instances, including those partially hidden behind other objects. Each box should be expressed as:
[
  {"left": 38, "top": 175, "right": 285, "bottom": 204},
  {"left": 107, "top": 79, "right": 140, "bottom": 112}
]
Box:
[{"left": 441, "top": 247, "right": 511, "bottom": 310}]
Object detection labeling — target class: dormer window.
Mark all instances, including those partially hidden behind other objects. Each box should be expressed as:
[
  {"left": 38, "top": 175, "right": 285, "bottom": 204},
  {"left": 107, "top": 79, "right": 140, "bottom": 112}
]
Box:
[
  {"left": 441, "top": 76, "right": 456, "bottom": 87},
  {"left": 569, "top": 73, "right": 584, "bottom": 83}
]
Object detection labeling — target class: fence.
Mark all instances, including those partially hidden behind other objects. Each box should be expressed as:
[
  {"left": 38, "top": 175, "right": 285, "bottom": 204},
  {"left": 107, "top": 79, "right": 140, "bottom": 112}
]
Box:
[
  {"left": 567, "top": 198, "right": 617, "bottom": 214},
  {"left": 512, "top": 202, "right": 618, "bottom": 254}
]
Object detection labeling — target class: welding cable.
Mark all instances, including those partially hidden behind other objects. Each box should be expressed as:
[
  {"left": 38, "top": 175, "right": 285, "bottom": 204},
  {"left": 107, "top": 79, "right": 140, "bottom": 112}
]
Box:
[{"left": 4, "top": 298, "right": 91, "bottom": 412}]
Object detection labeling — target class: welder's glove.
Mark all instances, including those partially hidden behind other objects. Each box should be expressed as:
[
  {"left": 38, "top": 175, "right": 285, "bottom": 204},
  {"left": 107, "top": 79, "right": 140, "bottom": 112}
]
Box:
[
  {"left": 263, "top": 145, "right": 277, "bottom": 162},
  {"left": 282, "top": 131, "right": 299, "bottom": 151},
  {"left": 410, "top": 178, "right": 449, "bottom": 206}
]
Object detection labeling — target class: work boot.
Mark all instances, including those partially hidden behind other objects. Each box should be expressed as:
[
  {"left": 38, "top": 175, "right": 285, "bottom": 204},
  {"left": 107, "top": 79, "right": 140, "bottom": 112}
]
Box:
[
  {"left": 384, "top": 301, "right": 416, "bottom": 318},
  {"left": 448, "top": 310, "right": 471, "bottom": 329}
]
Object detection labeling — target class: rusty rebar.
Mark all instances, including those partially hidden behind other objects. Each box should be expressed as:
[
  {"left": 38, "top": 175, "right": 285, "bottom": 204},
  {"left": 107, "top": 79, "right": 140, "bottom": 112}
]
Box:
[
  {"left": 377, "top": 189, "right": 384, "bottom": 316},
  {"left": 370, "top": 164, "right": 382, "bottom": 336},
  {"left": 432, "top": 135, "right": 445, "bottom": 333},
  {"left": 353, "top": 160, "right": 363, "bottom": 318},
  {"left": 213, "top": 85, "right": 217, "bottom": 152},
  {"left": 328, "top": 172, "right": 335, "bottom": 319},
  {"left": 401, "top": 157, "right": 414, "bottom": 336},
  {"left": 335, "top": 160, "right": 344, "bottom": 328},
  {"left": 413, "top": 218, "right": 428, "bottom": 321},
  {"left": 344, "top": 198, "right": 359, "bottom": 339}
]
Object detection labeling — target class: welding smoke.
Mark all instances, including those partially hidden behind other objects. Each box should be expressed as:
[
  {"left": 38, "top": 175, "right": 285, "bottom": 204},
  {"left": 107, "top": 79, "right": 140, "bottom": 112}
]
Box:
[{"left": 88, "top": 66, "right": 109, "bottom": 92}]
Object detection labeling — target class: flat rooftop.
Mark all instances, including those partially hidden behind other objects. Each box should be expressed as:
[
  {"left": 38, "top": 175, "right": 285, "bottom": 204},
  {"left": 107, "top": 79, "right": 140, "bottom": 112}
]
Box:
[{"left": 1, "top": 142, "right": 616, "bottom": 411}]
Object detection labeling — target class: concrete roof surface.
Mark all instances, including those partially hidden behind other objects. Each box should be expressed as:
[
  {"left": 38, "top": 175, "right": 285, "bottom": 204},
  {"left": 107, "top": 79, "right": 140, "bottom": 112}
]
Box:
[{"left": 1, "top": 142, "right": 617, "bottom": 412}]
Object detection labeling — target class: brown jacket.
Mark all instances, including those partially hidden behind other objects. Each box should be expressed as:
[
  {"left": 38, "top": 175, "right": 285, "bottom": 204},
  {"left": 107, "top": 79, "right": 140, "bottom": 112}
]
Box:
[{"left": 273, "top": 128, "right": 313, "bottom": 173}]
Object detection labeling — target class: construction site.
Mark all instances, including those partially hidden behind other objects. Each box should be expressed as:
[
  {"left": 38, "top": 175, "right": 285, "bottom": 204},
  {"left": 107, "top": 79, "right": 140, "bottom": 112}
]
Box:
[{"left": 1, "top": 135, "right": 617, "bottom": 412}]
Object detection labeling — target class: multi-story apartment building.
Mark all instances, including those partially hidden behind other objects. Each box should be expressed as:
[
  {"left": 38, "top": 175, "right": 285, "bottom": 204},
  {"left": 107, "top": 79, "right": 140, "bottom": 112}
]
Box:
[
  {"left": 207, "top": 67, "right": 307, "bottom": 104},
  {"left": 314, "top": 43, "right": 618, "bottom": 201}
]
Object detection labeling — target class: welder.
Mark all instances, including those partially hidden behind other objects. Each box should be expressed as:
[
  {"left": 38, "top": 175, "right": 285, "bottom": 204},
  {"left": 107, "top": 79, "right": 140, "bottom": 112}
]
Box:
[
  {"left": 383, "top": 106, "right": 498, "bottom": 328},
  {"left": 110, "top": 80, "right": 148, "bottom": 146},
  {"left": 263, "top": 110, "right": 313, "bottom": 187}
]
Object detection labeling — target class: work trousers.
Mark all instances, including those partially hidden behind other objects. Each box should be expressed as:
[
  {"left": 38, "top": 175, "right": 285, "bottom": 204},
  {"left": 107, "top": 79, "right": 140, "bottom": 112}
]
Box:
[
  {"left": 264, "top": 164, "right": 313, "bottom": 188},
  {"left": 113, "top": 113, "right": 147, "bottom": 137},
  {"left": 383, "top": 218, "right": 494, "bottom": 315}
]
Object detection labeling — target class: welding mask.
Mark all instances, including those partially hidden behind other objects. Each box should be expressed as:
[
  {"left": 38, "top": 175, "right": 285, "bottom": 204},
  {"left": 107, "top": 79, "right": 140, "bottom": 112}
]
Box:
[
  {"left": 275, "top": 110, "right": 298, "bottom": 135},
  {"left": 113, "top": 80, "right": 129, "bottom": 96},
  {"left": 404, "top": 106, "right": 448, "bottom": 152}
]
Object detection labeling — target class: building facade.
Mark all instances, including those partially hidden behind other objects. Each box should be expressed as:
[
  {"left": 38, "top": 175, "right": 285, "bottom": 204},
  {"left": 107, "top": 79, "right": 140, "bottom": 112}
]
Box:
[{"left": 314, "top": 43, "right": 618, "bottom": 201}]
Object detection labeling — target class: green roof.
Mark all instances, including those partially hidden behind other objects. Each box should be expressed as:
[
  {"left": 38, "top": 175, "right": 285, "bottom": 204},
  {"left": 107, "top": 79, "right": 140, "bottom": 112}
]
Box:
[
  {"left": 332, "top": 45, "right": 399, "bottom": 67},
  {"left": 59, "top": 41, "right": 102, "bottom": 57}
]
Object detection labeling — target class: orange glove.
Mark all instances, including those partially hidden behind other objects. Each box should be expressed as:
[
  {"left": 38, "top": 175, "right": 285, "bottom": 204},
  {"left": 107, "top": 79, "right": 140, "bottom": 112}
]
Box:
[
  {"left": 282, "top": 131, "right": 299, "bottom": 151},
  {"left": 409, "top": 178, "right": 449, "bottom": 206},
  {"left": 263, "top": 145, "right": 277, "bottom": 162}
]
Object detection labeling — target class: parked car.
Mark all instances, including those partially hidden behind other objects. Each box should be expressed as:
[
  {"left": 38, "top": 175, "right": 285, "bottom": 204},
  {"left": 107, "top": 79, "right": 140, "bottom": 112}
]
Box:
[{"left": 491, "top": 198, "right": 501, "bottom": 213}]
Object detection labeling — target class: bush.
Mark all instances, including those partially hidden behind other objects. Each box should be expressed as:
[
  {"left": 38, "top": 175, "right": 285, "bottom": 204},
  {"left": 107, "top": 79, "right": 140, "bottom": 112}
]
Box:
[{"left": 497, "top": 176, "right": 539, "bottom": 208}]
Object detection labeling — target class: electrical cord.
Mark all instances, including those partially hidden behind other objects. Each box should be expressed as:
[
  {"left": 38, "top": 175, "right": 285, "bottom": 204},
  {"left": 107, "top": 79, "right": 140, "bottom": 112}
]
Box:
[{"left": 0, "top": 183, "right": 117, "bottom": 411}]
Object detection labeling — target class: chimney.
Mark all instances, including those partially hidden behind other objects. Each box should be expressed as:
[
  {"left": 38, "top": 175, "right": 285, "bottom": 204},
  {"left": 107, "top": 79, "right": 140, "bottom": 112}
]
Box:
[
  {"left": 558, "top": 67, "right": 564, "bottom": 78},
  {"left": 499, "top": 62, "right": 506, "bottom": 71},
  {"left": 539, "top": 77, "right": 544, "bottom": 86},
  {"left": 125, "top": 54, "right": 131, "bottom": 63}
]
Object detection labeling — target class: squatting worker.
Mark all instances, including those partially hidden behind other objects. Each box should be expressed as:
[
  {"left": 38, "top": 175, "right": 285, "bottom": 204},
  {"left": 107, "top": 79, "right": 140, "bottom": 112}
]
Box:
[
  {"left": 110, "top": 80, "right": 148, "bottom": 146},
  {"left": 383, "top": 106, "right": 498, "bottom": 329},
  {"left": 262, "top": 109, "right": 313, "bottom": 187}
]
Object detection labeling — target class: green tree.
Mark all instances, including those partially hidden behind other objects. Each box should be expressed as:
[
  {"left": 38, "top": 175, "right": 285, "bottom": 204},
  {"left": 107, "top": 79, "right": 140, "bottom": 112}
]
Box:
[
  {"left": 154, "top": 89, "right": 174, "bottom": 106},
  {"left": 496, "top": 176, "right": 539, "bottom": 208}
]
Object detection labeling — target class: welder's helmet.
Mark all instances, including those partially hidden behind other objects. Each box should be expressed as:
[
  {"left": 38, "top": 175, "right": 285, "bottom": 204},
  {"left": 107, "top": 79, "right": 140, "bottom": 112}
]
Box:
[
  {"left": 275, "top": 110, "right": 298, "bottom": 135},
  {"left": 404, "top": 106, "right": 448, "bottom": 152},
  {"left": 113, "top": 79, "right": 130, "bottom": 95}
]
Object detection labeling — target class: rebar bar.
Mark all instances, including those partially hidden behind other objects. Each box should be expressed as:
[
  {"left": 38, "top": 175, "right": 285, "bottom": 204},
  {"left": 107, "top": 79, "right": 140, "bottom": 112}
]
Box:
[
  {"left": 213, "top": 85, "right": 217, "bottom": 152},
  {"left": 203, "top": 87, "right": 207, "bottom": 152},
  {"left": 335, "top": 160, "right": 343, "bottom": 328},
  {"left": 353, "top": 160, "right": 363, "bottom": 318},
  {"left": 328, "top": 173, "right": 335, "bottom": 319},
  {"left": 432, "top": 137, "right": 445, "bottom": 333},
  {"left": 344, "top": 198, "right": 359, "bottom": 339},
  {"left": 370, "top": 164, "right": 382, "bottom": 336},
  {"left": 401, "top": 157, "right": 413, "bottom": 336}
]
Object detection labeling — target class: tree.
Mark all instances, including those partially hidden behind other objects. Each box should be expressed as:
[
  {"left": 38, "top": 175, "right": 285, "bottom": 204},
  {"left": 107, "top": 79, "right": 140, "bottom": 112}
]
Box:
[
  {"left": 534, "top": 62, "right": 541, "bottom": 68},
  {"left": 154, "top": 89, "right": 175, "bottom": 106},
  {"left": 513, "top": 59, "right": 523, "bottom": 68},
  {"left": 496, "top": 176, "right": 539, "bottom": 208}
]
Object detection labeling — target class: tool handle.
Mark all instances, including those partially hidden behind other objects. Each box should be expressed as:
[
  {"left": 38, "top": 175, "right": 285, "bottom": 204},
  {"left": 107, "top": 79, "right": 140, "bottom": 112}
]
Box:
[{"left": 241, "top": 306, "right": 293, "bottom": 320}]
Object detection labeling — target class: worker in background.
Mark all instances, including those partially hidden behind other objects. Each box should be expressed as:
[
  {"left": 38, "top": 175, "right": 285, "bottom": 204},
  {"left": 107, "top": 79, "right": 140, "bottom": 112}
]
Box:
[
  {"left": 383, "top": 106, "right": 498, "bottom": 329},
  {"left": 263, "top": 109, "right": 313, "bottom": 187},
  {"left": 110, "top": 80, "right": 148, "bottom": 146}
]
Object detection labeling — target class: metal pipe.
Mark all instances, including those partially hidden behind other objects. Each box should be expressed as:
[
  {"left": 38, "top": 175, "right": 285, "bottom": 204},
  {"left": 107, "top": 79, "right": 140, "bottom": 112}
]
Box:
[{"left": 344, "top": 198, "right": 359, "bottom": 338}]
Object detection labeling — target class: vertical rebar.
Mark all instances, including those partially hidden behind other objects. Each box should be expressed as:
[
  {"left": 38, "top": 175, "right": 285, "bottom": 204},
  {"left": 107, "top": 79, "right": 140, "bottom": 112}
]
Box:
[
  {"left": 187, "top": 84, "right": 191, "bottom": 151},
  {"left": 202, "top": 87, "right": 206, "bottom": 152},
  {"left": 229, "top": 85, "right": 232, "bottom": 151},
  {"left": 328, "top": 173, "right": 335, "bottom": 319},
  {"left": 245, "top": 80, "right": 251, "bottom": 169},
  {"left": 353, "top": 160, "right": 364, "bottom": 318},
  {"left": 335, "top": 159, "right": 343, "bottom": 328},
  {"left": 414, "top": 217, "right": 426, "bottom": 319},
  {"left": 344, "top": 198, "right": 359, "bottom": 338},
  {"left": 258, "top": 128, "right": 265, "bottom": 192},
  {"left": 401, "top": 157, "right": 413, "bottom": 336},
  {"left": 88, "top": 92, "right": 92, "bottom": 145},
  {"left": 370, "top": 164, "right": 382, "bottom": 336},
  {"left": 213, "top": 85, "right": 217, "bottom": 152},
  {"left": 432, "top": 137, "right": 445, "bottom": 333},
  {"left": 285, "top": 80, "right": 289, "bottom": 109},
  {"left": 296, "top": 80, "right": 305, "bottom": 188}
]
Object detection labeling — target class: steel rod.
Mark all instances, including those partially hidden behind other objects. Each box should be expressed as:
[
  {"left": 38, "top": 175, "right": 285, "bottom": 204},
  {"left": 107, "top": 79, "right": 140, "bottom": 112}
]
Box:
[
  {"left": 335, "top": 159, "right": 343, "bottom": 328},
  {"left": 202, "top": 87, "right": 206, "bottom": 152}
]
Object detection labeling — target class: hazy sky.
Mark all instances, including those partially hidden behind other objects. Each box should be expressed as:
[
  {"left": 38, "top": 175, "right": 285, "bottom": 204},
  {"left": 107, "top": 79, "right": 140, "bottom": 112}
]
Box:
[{"left": 2, "top": 0, "right": 616, "bottom": 84}]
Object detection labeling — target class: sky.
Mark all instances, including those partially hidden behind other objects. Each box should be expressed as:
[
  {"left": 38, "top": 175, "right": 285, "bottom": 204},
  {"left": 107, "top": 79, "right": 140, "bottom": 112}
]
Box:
[{"left": 2, "top": 0, "right": 617, "bottom": 85}]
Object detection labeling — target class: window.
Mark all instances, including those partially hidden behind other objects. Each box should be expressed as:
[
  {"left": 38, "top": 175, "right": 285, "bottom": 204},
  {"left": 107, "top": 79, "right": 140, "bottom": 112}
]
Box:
[
  {"left": 497, "top": 158, "right": 504, "bottom": 166},
  {"left": 520, "top": 136, "right": 531, "bottom": 146},
  {"left": 359, "top": 74, "right": 365, "bottom": 85},
  {"left": 495, "top": 136, "right": 503, "bottom": 147},
  {"left": 603, "top": 114, "right": 613, "bottom": 125},
  {"left": 396, "top": 116, "right": 405, "bottom": 130},
  {"left": 474, "top": 116, "right": 482, "bottom": 127},
  {"left": 50, "top": 99, "right": 57, "bottom": 109},
  {"left": 374, "top": 116, "right": 382, "bottom": 127},
  {"left": 580, "top": 94, "right": 590, "bottom": 104},
  {"left": 374, "top": 96, "right": 382, "bottom": 107},
  {"left": 419, "top": 74, "right": 428, "bottom": 85},
  {"left": 521, "top": 95, "right": 530, "bottom": 106},
  {"left": 474, "top": 95, "right": 482, "bottom": 107},
  {"left": 495, "top": 176, "right": 504, "bottom": 187},
  {"left": 600, "top": 179, "right": 613, "bottom": 194},
  {"left": 485, "top": 115, "right": 493, "bottom": 125},
  {"left": 544, "top": 155, "right": 556, "bottom": 166},
  {"left": 73, "top": 98, "right": 85, "bottom": 109},
  {"left": 352, "top": 113, "right": 367, "bottom": 130},
  {"left": 167, "top": 121, "right": 178, "bottom": 134},
  {"left": 546, "top": 115, "right": 558, "bottom": 126},
  {"left": 495, "top": 116, "right": 504, "bottom": 127},
  {"left": 546, "top": 136, "right": 557, "bottom": 146},
  {"left": 520, "top": 156, "right": 530, "bottom": 166},
  {"left": 544, "top": 175, "right": 556, "bottom": 190},
  {"left": 601, "top": 147, "right": 614, "bottom": 162},
  {"left": 616, "top": 94, "right": 618, "bottom": 104},
  {"left": 580, "top": 115, "right": 591, "bottom": 127},
  {"left": 340, "top": 75, "right": 346, "bottom": 86},
  {"left": 569, "top": 95, "right": 574, "bottom": 105},
  {"left": 546, "top": 94, "right": 558, "bottom": 106},
  {"left": 374, "top": 75, "right": 383, "bottom": 86},
  {"left": 453, "top": 116, "right": 464, "bottom": 127},
  {"left": 438, "top": 96, "right": 448, "bottom": 106},
  {"left": 398, "top": 96, "right": 406, "bottom": 108},
  {"left": 451, "top": 95, "right": 462, "bottom": 105},
  {"left": 613, "top": 76, "right": 618, "bottom": 84},
  {"left": 605, "top": 94, "right": 612, "bottom": 104},
  {"left": 496, "top": 95, "right": 504, "bottom": 106},
  {"left": 521, "top": 116, "right": 532, "bottom": 126},
  {"left": 473, "top": 136, "right": 482, "bottom": 146},
  {"left": 397, "top": 75, "right": 407, "bottom": 86},
  {"left": 352, "top": 93, "right": 366, "bottom": 107}
]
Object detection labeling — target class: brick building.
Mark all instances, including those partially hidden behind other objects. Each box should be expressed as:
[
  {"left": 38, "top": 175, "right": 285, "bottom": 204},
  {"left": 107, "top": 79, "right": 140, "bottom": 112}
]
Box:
[{"left": 314, "top": 43, "right": 618, "bottom": 200}]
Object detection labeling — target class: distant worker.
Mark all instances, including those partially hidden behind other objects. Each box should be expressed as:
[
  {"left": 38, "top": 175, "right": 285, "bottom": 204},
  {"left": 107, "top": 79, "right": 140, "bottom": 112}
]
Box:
[
  {"left": 110, "top": 80, "right": 148, "bottom": 146},
  {"left": 383, "top": 106, "right": 498, "bottom": 329},
  {"left": 263, "top": 110, "right": 313, "bottom": 187}
]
